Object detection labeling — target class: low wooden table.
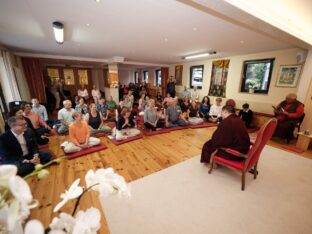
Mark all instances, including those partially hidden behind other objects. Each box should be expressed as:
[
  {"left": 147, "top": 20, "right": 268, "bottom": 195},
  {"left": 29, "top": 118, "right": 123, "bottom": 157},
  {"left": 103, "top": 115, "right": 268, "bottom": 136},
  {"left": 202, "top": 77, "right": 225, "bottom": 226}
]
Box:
[{"left": 296, "top": 132, "right": 312, "bottom": 151}]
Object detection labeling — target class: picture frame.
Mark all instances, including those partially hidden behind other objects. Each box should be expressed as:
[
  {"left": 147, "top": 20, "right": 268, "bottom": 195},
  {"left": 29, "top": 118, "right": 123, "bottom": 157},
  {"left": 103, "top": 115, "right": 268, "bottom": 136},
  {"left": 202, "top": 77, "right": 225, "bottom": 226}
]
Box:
[{"left": 276, "top": 64, "right": 302, "bottom": 88}]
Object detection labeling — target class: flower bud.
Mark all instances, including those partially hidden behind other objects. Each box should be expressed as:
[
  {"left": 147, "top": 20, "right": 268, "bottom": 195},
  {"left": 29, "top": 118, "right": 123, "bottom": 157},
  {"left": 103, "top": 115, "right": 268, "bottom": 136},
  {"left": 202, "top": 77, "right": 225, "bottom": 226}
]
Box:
[
  {"left": 37, "top": 169, "right": 50, "bottom": 179},
  {"left": 54, "top": 157, "right": 63, "bottom": 164},
  {"left": 35, "top": 164, "right": 43, "bottom": 170}
]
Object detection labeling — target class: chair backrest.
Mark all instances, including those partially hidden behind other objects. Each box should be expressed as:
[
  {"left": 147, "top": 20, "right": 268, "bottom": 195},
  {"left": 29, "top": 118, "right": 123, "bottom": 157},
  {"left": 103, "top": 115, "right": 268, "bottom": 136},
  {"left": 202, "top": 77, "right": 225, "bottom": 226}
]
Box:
[{"left": 245, "top": 118, "right": 277, "bottom": 170}]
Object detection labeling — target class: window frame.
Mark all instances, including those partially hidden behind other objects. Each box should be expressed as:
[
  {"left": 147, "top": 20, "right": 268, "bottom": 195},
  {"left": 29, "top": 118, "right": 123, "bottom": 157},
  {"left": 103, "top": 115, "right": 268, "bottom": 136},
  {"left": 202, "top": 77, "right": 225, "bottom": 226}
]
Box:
[
  {"left": 155, "top": 69, "right": 161, "bottom": 86},
  {"left": 190, "top": 65, "right": 204, "bottom": 89},
  {"left": 143, "top": 71, "right": 149, "bottom": 83},
  {"left": 240, "top": 58, "right": 275, "bottom": 94},
  {"left": 134, "top": 71, "right": 138, "bottom": 83}
]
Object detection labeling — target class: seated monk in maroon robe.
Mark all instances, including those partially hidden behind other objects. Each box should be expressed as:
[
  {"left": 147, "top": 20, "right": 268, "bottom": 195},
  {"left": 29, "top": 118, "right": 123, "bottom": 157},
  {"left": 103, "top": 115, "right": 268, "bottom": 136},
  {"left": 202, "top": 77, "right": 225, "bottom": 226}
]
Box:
[
  {"left": 273, "top": 93, "right": 304, "bottom": 142},
  {"left": 201, "top": 105, "right": 250, "bottom": 164}
]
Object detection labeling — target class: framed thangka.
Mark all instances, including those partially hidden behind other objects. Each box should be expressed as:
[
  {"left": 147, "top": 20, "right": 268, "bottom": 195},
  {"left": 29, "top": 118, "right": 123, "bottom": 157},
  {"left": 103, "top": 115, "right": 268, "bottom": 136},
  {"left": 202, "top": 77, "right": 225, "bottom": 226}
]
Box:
[
  {"left": 208, "top": 60, "right": 230, "bottom": 97},
  {"left": 276, "top": 64, "right": 302, "bottom": 87},
  {"left": 175, "top": 65, "right": 183, "bottom": 85}
]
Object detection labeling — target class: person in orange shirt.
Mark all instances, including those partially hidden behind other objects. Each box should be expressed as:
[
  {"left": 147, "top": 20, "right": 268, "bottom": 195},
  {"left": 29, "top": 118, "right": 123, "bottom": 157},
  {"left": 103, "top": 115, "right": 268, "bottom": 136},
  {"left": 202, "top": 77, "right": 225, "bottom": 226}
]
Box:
[{"left": 62, "top": 112, "right": 100, "bottom": 153}]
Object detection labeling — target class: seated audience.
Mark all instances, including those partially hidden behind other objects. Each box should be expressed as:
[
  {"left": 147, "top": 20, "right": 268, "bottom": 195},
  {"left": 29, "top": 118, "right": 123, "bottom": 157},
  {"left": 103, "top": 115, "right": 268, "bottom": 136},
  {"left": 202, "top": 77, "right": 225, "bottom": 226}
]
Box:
[
  {"left": 128, "top": 91, "right": 135, "bottom": 104},
  {"left": 273, "top": 93, "right": 304, "bottom": 142},
  {"left": 162, "top": 93, "right": 172, "bottom": 109},
  {"left": 31, "top": 98, "right": 48, "bottom": 122},
  {"left": 75, "top": 97, "right": 88, "bottom": 115},
  {"left": 6, "top": 107, "right": 49, "bottom": 145},
  {"left": 181, "top": 86, "right": 191, "bottom": 99},
  {"left": 91, "top": 85, "right": 101, "bottom": 104},
  {"left": 73, "top": 95, "right": 79, "bottom": 106},
  {"left": 115, "top": 100, "right": 126, "bottom": 122},
  {"left": 155, "top": 91, "right": 163, "bottom": 106},
  {"left": 62, "top": 112, "right": 101, "bottom": 153},
  {"left": 107, "top": 96, "right": 118, "bottom": 120},
  {"left": 199, "top": 96, "right": 211, "bottom": 120},
  {"left": 144, "top": 99, "right": 164, "bottom": 131},
  {"left": 0, "top": 116, "right": 52, "bottom": 176},
  {"left": 200, "top": 105, "right": 250, "bottom": 164},
  {"left": 138, "top": 93, "right": 147, "bottom": 112},
  {"left": 78, "top": 84, "right": 89, "bottom": 101},
  {"left": 116, "top": 108, "right": 140, "bottom": 140},
  {"left": 209, "top": 97, "right": 223, "bottom": 123},
  {"left": 180, "top": 96, "right": 191, "bottom": 120},
  {"left": 85, "top": 103, "right": 111, "bottom": 135},
  {"left": 124, "top": 95, "right": 133, "bottom": 109},
  {"left": 165, "top": 98, "right": 188, "bottom": 128},
  {"left": 57, "top": 100, "right": 75, "bottom": 134},
  {"left": 239, "top": 103, "right": 253, "bottom": 128},
  {"left": 188, "top": 101, "right": 204, "bottom": 125},
  {"left": 23, "top": 102, "right": 51, "bottom": 136},
  {"left": 96, "top": 97, "right": 108, "bottom": 120},
  {"left": 191, "top": 86, "right": 200, "bottom": 102}
]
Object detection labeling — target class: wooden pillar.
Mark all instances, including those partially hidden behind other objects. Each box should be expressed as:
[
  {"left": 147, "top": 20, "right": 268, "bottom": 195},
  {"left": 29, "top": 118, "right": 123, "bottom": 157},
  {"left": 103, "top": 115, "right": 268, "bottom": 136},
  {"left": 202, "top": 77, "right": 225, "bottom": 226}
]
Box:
[
  {"left": 105, "top": 63, "right": 119, "bottom": 103},
  {"left": 161, "top": 67, "right": 169, "bottom": 97}
]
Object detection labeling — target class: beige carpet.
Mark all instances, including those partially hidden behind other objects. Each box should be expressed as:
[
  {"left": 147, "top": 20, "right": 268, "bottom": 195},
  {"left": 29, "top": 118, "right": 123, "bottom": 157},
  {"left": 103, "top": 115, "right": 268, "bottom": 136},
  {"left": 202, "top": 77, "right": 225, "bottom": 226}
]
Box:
[{"left": 101, "top": 146, "right": 312, "bottom": 234}]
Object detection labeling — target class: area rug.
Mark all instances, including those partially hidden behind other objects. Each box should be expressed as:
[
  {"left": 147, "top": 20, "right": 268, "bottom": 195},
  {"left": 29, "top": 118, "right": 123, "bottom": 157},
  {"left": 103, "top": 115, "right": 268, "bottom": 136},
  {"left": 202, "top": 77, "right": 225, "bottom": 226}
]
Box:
[
  {"left": 141, "top": 128, "right": 171, "bottom": 136},
  {"left": 281, "top": 145, "right": 305, "bottom": 153},
  {"left": 64, "top": 143, "right": 107, "bottom": 159},
  {"left": 101, "top": 146, "right": 312, "bottom": 234}
]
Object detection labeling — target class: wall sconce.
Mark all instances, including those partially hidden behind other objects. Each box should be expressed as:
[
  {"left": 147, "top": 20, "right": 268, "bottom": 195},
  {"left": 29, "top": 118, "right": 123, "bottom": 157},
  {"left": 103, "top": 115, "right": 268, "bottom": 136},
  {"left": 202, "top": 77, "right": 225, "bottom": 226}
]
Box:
[{"left": 52, "top": 21, "right": 64, "bottom": 44}]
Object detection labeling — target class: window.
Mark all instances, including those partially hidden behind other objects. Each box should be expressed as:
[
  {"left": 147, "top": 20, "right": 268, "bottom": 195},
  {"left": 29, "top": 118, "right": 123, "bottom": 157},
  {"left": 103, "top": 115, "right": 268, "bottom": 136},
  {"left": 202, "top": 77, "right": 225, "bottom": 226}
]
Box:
[
  {"left": 190, "top": 65, "right": 203, "bottom": 89},
  {"left": 240, "top": 58, "right": 275, "bottom": 94},
  {"left": 134, "top": 71, "right": 138, "bottom": 83},
  {"left": 63, "top": 68, "right": 75, "bottom": 85},
  {"left": 47, "top": 68, "right": 60, "bottom": 83},
  {"left": 143, "top": 71, "right": 149, "bottom": 83},
  {"left": 77, "top": 69, "right": 89, "bottom": 85},
  {"left": 155, "top": 69, "right": 161, "bottom": 86}
]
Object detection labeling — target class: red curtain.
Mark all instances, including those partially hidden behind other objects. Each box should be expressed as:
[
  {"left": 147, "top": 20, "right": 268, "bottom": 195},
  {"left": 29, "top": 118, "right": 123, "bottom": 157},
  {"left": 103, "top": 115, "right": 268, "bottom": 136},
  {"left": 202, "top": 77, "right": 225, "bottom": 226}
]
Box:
[
  {"left": 21, "top": 57, "right": 46, "bottom": 103},
  {"left": 161, "top": 67, "right": 169, "bottom": 97}
]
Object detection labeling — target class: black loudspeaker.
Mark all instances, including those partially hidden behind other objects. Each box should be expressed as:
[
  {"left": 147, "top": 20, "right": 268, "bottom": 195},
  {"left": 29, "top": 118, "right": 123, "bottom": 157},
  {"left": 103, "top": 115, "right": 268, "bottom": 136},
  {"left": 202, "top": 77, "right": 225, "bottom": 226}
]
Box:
[{"left": 8, "top": 101, "right": 26, "bottom": 111}]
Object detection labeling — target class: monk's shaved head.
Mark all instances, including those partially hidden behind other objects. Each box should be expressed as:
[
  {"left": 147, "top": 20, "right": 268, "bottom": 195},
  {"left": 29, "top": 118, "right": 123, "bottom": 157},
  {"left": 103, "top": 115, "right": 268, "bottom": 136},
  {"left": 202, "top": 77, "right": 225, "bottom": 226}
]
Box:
[{"left": 286, "top": 93, "right": 297, "bottom": 100}]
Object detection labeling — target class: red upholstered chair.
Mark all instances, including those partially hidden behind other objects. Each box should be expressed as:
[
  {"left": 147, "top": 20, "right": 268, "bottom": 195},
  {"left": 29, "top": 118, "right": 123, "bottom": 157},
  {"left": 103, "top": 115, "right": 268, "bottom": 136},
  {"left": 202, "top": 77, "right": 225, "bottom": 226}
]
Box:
[{"left": 209, "top": 118, "right": 277, "bottom": 191}]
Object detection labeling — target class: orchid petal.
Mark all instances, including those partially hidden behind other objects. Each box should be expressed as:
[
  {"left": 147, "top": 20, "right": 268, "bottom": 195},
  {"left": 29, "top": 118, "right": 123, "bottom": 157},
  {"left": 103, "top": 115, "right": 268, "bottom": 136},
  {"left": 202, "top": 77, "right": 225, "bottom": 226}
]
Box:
[
  {"left": 24, "top": 220, "right": 44, "bottom": 234},
  {"left": 0, "top": 165, "right": 17, "bottom": 187},
  {"left": 9, "top": 176, "right": 32, "bottom": 203}
]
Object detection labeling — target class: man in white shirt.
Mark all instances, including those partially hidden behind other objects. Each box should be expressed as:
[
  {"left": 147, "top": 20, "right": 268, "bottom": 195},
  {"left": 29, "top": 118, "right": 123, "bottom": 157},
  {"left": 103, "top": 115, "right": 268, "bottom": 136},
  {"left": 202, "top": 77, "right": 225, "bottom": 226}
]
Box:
[
  {"left": 31, "top": 98, "right": 48, "bottom": 121},
  {"left": 209, "top": 97, "right": 223, "bottom": 122},
  {"left": 57, "top": 100, "right": 75, "bottom": 134},
  {"left": 0, "top": 116, "right": 52, "bottom": 176}
]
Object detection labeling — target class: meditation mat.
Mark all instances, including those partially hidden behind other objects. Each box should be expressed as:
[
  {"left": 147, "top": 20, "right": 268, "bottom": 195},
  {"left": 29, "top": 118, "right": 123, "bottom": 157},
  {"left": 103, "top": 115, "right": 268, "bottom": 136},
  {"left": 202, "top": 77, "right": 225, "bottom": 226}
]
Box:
[
  {"left": 141, "top": 128, "right": 171, "bottom": 136},
  {"left": 64, "top": 143, "right": 108, "bottom": 159},
  {"left": 109, "top": 134, "right": 143, "bottom": 145},
  {"left": 281, "top": 145, "right": 304, "bottom": 153},
  {"left": 166, "top": 125, "right": 188, "bottom": 131},
  {"left": 38, "top": 144, "right": 49, "bottom": 150},
  {"left": 94, "top": 132, "right": 108, "bottom": 138},
  {"left": 189, "top": 122, "right": 218, "bottom": 129}
]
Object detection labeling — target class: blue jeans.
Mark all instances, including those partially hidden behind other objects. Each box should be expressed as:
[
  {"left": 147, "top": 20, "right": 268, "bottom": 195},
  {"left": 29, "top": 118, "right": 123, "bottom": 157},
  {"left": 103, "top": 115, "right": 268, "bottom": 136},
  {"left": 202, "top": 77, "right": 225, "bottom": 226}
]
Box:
[{"left": 167, "top": 119, "right": 187, "bottom": 128}]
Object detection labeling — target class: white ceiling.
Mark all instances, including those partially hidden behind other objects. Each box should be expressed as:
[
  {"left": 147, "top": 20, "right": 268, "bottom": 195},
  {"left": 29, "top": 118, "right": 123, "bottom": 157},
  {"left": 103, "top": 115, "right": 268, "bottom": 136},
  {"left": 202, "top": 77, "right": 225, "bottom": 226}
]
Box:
[{"left": 0, "top": 0, "right": 310, "bottom": 65}]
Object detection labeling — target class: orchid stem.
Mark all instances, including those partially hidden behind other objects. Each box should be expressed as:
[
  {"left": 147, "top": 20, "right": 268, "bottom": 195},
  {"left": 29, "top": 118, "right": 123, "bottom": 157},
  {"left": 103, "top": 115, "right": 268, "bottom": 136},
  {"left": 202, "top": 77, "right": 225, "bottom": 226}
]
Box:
[{"left": 71, "top": 183, "right": 99, "bottom": 216}]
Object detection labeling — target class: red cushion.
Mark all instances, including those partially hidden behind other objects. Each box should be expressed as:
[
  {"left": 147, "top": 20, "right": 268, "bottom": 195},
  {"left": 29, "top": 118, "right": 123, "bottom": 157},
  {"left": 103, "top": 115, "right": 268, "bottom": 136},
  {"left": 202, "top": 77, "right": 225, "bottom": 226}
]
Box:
[
  {"left": 38, "top": 144, "right": 49, "bottom": 150},
  {"left": 109, "top": 134, "right": 143, "bottom": 145},
  {"left": 64, "top": 143, "right": 108, "bottom": 159},
  {"left": 189, "top": 122, "right": 218, "bottom": 129},
  {"left": 167, "top": 126, "right": 188, "bottom": 131},
  {"left": 142, "top": 128, "right": 171, "bottom": 136},
  {"left": 214, "top": 155, "right": 245, "bottom": 170},
  {"left": 94, "top": 132, "right": 108, "bottom": 138}
]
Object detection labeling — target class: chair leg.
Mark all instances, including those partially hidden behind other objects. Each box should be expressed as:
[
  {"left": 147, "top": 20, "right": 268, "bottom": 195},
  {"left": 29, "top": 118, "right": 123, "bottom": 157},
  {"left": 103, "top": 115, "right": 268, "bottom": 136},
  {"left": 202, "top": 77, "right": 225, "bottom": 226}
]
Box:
[
  {"left": 254, "top": 163, "right": 258, "bottom": 179},
  {"left": 208, "top": 163, "right": 213, "bottom": 174},
  {"left": 241, "top": 171, "right": 246, "bottom": 191}
]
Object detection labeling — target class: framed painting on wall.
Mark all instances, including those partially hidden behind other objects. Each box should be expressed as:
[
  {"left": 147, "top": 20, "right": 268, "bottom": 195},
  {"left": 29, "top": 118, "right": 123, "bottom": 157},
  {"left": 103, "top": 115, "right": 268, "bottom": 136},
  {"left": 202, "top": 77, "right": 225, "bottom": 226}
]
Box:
[{"left": 276, "top": 64, "right": 302, "bottom": 88}]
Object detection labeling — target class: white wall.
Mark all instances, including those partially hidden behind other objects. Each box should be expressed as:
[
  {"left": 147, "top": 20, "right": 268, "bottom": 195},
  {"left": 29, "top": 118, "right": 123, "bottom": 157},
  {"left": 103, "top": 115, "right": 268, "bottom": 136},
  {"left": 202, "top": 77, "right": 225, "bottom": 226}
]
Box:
[
  {"left": 170, "top": 48, "right": 308, "bottom": 114},
  {"left": 118, "top": 69, "right": 134, "bottom": 85}
]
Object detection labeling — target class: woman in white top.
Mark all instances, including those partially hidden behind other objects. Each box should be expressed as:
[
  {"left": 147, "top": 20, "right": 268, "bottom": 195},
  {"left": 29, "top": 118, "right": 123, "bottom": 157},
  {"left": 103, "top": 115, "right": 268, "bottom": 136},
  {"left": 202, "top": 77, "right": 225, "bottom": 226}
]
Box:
[
  {"left": 78, "top": 84, "right": 89, "bottom": 100},
  {"left": 209, "top": 97, "right": 223, "bottom": 122},
  {"left": 91, "top": 85, "right": 101, "bottom": 104}
]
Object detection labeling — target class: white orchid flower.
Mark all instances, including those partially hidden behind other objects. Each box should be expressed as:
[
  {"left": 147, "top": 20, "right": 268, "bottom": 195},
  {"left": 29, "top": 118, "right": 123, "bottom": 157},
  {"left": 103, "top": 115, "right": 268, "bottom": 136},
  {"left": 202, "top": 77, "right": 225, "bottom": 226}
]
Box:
[
  {"left": 53, "top": 179, "right": 83, "bottom": 212},
  {"left": 0, "top": 165, "right": 17, "bottom": 188},
  {"left": 49, "top": 212, "right": 76, "bottom": 233},
  {"left": 9, "top": 176, "right": 32, "bottom": 203},
  {"left": 72, "top": 207, "right": 101, "bottom": 234},
  {"left": 24, "top": 220, "right": 44, "bottom": 234},
  {"left": 0, "top": 201, "right": 23, "bottom": 234}
]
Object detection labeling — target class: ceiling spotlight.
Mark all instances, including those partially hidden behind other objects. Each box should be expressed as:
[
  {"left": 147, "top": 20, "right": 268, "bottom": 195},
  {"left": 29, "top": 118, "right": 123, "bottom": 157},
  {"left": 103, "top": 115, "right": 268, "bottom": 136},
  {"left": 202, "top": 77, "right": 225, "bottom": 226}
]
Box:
[
  {"left": 184, "top": 51, "right": 216, "bottom": 60},
  {"left": 52, "top": 21, "right": 64, "bottom": 44},
  {"left": 95, "top": 0, "right": 101, "bottom": 3}
]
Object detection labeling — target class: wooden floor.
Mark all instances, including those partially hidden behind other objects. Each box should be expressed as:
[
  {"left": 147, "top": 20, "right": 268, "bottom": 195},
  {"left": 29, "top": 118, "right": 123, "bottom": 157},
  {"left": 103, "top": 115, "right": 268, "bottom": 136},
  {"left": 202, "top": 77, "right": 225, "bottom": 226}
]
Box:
[{"left": 27, "top": 127, "right": 312, "bottom": 233}]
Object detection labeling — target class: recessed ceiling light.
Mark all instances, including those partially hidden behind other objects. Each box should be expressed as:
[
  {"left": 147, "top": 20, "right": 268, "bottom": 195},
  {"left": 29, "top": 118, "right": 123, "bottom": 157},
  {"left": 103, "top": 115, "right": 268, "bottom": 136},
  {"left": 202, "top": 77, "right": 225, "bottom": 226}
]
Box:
[
  {"left": 86, "top": 23, "right": 91, "bottom": 27},
  {"left": 95, "top": 0, "right": 101, "bottom": 3},
  {"left": 184, "top": 51, "right": 216, "bottom": 60},
  {"left": 193, "top": 27, "right": 198, "bottom": 31},
  {"left": 164, "top": 38, "right": 168, "bottom": 42},
  {"left": 240, "top": 40, "right": 244, "bottom": 44}
]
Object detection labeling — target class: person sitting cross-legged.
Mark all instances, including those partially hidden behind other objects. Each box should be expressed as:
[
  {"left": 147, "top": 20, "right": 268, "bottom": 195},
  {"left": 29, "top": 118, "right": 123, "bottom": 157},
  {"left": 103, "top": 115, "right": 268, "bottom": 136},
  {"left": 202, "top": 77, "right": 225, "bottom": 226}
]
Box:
[
  {"left": 0, "top": 116, "right": 52, "bottom": 176},
  {"left": 200, "top": 105, "right": 250, "bottom": 165},
  {"left": 57, "top": 100, "right": 75, "bottom": 134},
  {"left": 85, "top": 103, "right": 111, "bottom": 136},
  {"left": 144, "top": 99, "right": 164, "bottom": 131},
  {"left": 115, "top": 107, "right": 140, "bottom": 140},
  {"left": 188, "top": 100, "right": 204, "bottom": 125},
  {"left": 62, "top": 112, "right": 101, "bottom": 153},
  {"left": 165, "top": 98, "right": 188, "bottom": 128}
]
